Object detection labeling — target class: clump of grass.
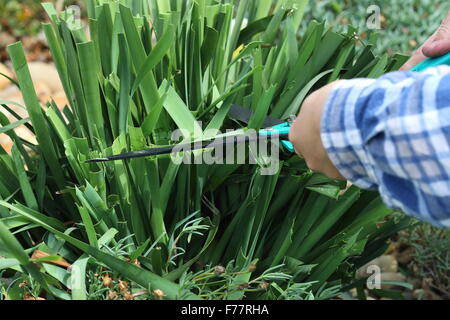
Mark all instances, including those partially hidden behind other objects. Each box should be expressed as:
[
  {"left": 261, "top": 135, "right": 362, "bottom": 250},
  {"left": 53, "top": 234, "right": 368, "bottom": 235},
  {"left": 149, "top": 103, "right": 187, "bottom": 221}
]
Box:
[
  {"left": 0, "top": 0, "right": 413, "bottom": 300},
  {"left": 401, "top": 224, "right": 450, "bottom": 299},
  {"left": 303, "top": 0, "right": 450, "bottom": 54}
]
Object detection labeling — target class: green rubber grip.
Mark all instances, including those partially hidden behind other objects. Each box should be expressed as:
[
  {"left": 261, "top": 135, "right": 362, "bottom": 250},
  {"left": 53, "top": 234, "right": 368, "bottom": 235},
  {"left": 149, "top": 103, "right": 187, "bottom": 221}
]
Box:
[{"left": 412, "top": 52, "right": 450, "bottom": 72}]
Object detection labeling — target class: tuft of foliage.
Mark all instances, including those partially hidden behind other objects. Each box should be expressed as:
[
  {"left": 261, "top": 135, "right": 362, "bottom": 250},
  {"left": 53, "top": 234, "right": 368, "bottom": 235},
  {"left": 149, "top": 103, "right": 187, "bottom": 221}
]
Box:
[
  {"left": 303, "top": 0, "right": 450, "bottom": 55},
  {"left": 402, "top": 224, "right": 450, "bottom": 299}
]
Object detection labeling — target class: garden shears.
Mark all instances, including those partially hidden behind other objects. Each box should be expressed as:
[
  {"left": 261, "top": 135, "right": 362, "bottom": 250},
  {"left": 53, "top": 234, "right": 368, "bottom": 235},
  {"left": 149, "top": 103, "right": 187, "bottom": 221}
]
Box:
[
  {"left": 87, "top": 106, "right": 295, "bottom": 163},
  {"left": 88, "top": 52, "right": 450, "bottom": 163}
]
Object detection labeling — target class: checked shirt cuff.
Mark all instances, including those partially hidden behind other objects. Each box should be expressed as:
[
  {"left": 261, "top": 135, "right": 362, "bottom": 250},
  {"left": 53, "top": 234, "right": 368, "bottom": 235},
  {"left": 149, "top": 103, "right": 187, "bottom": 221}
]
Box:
[{"left": 320, "top": 79, "right": 378, "bottom": 189}]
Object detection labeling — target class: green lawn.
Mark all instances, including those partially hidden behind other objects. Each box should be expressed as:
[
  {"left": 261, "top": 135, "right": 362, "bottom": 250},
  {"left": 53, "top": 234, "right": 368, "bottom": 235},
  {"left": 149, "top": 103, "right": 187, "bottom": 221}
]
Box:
[{"left": 305, "top": 0, "right": 450, "bottom": 55}]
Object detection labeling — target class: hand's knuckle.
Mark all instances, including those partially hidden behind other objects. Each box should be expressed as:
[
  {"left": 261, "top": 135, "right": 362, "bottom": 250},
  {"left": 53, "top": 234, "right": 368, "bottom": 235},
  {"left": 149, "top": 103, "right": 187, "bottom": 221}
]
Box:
[
  {"left": 443, "top": 10, "right": 450, "bottom": 26},
  {"left": 412, "top": 49, "right": 422, "bottom": 57},
  {"left": 439, "top": 24, "right": 450, "bottom": 35}
]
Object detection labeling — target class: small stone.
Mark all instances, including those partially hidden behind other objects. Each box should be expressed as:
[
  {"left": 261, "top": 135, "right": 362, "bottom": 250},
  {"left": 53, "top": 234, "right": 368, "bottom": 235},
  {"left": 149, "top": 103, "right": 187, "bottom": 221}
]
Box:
[
  {"left": 406, "top": 276, "right": 421, "bottom": 290},
  {"left": 0, "top": 84, "right": 20, "bottom": 100},
  {"left": 27, "top": 62, "right": 63, "bottom": 93},
  {"left": 36, "top": 31, "right": 48, "bottom": 45},
  {"left": 409, "top": 40, "right": 418, "bottom": 48},
  {"left": 15, "top": 127, "right": 37, "bottom": 145},
  {"left": 0, "top": 63, "right": 13, "bottom": 90},
  {"left": 0, "top": 32, "right": 16, "bottom": 48},
  {"left": 380, "top": 272, "right": 407, "bottom": 290},
  {"left": 396, "top": 246, "right": 415, "bottom": 265},
  {"left": 214, "top": 265, "right": 225, "bottom": 274},
  {"left": 0, "top": 134, "right": 13, "bottom": 153},
  {"left": 378, "top": 255, "right": 398, "bottom": 273},
  {"left": 357, "top": 255, "right": 398, "bottom": 278},
  {"left": 0, "top": 92, "right": 28, "bottom": 120},
  {"left": 34, "top": 81, "right": 52, "bottom": 103}
]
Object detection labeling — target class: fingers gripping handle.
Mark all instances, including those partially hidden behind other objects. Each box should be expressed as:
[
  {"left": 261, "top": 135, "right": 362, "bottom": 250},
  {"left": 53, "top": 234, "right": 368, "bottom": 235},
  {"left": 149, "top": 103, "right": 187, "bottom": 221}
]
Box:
[{"left": 412, "top": 51, "right": 450, "bottom": 72}]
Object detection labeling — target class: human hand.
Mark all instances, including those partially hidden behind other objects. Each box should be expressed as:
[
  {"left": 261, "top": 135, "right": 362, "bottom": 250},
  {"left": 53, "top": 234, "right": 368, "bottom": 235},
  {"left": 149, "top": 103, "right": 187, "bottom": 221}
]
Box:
[
  {"left": 289, "top": 81, "right": 346, "bottom": 181},
  {"left": 401, "top": 11, "right": 450, "bottom": 71}
]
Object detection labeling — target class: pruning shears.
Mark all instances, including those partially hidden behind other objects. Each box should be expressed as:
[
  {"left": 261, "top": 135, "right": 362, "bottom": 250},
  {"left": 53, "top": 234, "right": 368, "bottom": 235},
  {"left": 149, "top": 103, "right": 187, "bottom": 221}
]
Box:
[
  {"left": 88, "top": 52, "right": 450, "bottom": 163},
  {"left": 87, "top": 112, "right": 295, "bottom": 163}
]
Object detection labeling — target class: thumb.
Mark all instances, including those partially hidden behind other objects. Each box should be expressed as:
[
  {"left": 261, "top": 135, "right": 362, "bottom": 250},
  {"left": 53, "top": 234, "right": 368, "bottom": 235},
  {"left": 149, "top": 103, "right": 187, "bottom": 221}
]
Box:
[
  {"left": 400, "top": 30, "right": 439, "bottom": 71},
  {"left": 423, "top": 11, "right": 450, "bottom": 58},
  {"left": 399, "top": 48, "right": 427, "bottom": 71}
]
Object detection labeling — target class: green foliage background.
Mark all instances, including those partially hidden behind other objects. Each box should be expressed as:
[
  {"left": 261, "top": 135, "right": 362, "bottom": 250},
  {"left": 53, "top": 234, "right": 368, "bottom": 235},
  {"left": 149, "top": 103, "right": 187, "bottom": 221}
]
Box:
[{"left": 303, "top": 0, "right": 450, "bottom": 54}]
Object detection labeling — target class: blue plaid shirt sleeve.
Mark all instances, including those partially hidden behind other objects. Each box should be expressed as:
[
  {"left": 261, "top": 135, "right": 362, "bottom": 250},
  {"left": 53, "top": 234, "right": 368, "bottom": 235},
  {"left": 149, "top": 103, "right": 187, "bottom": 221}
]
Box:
[{"left": 321, "top": 66, "right": 450, "bottom": 228}]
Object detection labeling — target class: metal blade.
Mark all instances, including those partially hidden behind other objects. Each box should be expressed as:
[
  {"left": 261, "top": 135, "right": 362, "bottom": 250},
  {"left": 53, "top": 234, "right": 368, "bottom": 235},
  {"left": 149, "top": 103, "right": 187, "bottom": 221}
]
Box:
[
  {"left": 229, "top": 104, "right": 286, "bottom": 127},
  {"left": 87, "top": 132, "right": 289, "bottom": 163}
]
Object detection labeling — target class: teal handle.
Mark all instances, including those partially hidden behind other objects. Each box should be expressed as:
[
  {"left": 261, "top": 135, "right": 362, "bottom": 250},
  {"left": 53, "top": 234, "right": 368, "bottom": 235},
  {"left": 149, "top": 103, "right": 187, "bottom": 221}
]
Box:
[
  {"left": 259, "top": 122, "right": 291, "bottom": 137},
  {"left": 412, "top": 52, "right": 450, "bottom": 72},
  {"left": 259, "top": 122, "right": 295, "bottom": 153},
  {"left": 281, "top": 140, "right": 295, "bottom": 153}
]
